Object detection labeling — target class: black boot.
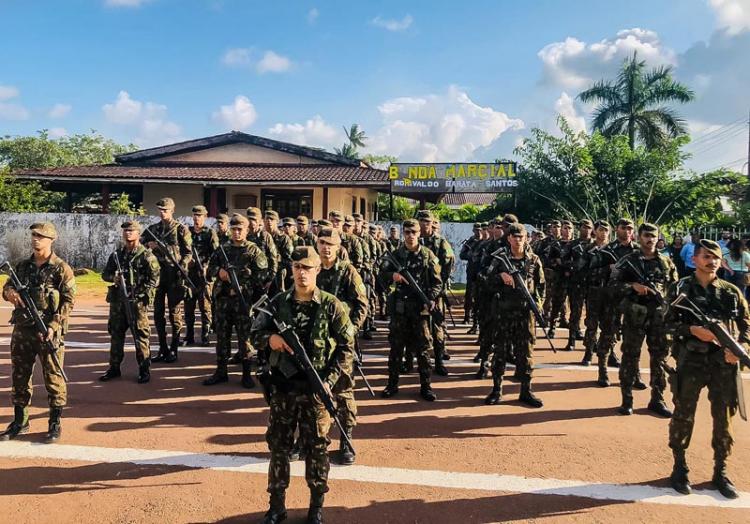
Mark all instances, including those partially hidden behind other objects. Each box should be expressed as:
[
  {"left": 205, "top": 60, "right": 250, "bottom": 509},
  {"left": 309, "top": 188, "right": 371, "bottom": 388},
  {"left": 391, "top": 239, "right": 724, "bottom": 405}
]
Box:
[
  {"left": 519, "top": 380, "right": 543, "bottom": 408},
  {"left": 241, "top": 360, "right": 255, "bottom": 389},
  {"left": 647, "top": 392, "right": 672, "bottom": 418},
  {"left": 607, "top": 351, "right": 620, "bottom": 368},
  {"left": 137, "top": 359, "right": 151, "bottom": 384},
  {"left": 45, "top": 407, "right": 62, "bottom": 444},
  {"left": 475, "top": 360, "right": 488, "bottom": 379},
  {"left": 153, "top": 332, "right": 168, "bottom": 362},
  {"left": 575, "top": 329, "right": 584, "bottom": 341},
  {"left": 165, "top": 335, "right": 179, "bottom": 363},
  {"left": 618, "top": 392, "right": 633, "bottom": 415},
  {"left": 0, "top": 406, "right": 29, "bottom": 441},
  {"left": 670, "top": 450, "right": 691, "bottom": 495},
  {"left": 381, "top": 379, "right": 399, "bottom": 398},
  {"left": 597, "top": 357, "right": 610, "bottom": 387},
  {"left": 442, "top": 350, "right": 451, "bottom": 361},
  {"left": 200, "top": 324, "right": 210, "bottom": 346},
  {"left": 633, "top": 370, "right": 648, "bottom": 390},
  {"left": 467, "top": 324, "right": 478, "bottom": 335},
  {"left": 99, "top": 366, "right": 121, "bottom": 382},
  {"left": 420, "top": 379, "right": 437, "bottom": 402},
  {"left": 203, "top": 364, "right": 229, "bottom": 386},
  {"left": 339, "top": 430, "right": 355, "bottom": 465},
  {"left": 580, "top": 347, "right": 592, "bottom": 366},
  {"left": 434, "top": 358, "right": 449, "bottom": 376},
  {"left": 307, "top": 491, "right": 325, "bottom": 524},
  {"left": 563, "top": 336, "right": 575, "bottom": 352},
  {"left": 228, "top": 351, "right": 243, "bottom": 365},
  {"left": 547, "top": 326, "right": 556, "bottom": 339},
  {"left": 712, "top": 461, "right": 739, "bottom": 499},
  {"left": 262, "top": 492, "right": 287, "bottom": 524},
  {"left": 485, "top": 376, "right": 502, "bottom": 405},
  {"left": 183, "top": 327, "right": 195, "bottom": 346},
  {"left": 400, "top": 357, "right": 414, "bottom": 374}
]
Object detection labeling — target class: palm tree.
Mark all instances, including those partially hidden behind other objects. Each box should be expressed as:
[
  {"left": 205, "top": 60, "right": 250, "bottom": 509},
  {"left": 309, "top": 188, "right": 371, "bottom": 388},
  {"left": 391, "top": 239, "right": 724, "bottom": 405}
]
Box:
[
  {"left": 343, "top": 124, "right": 367, "bottom": 149},
  {"left": 577, "top": 52, "right": 694, "bottom": 149},
  {"left": 334, "top": 142, "right": 358, "bottom": 159}
]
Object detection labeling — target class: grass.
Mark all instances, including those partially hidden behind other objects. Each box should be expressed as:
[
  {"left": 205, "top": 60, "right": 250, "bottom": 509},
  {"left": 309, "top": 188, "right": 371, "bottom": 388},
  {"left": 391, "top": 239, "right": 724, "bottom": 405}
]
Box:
[{"left": 0, "top": 270, "right": 109, "bottom": 299}]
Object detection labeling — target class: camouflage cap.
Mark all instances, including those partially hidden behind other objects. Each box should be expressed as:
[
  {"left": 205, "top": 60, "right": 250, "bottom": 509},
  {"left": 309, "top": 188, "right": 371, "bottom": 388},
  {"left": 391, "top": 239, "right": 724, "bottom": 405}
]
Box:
[
  {"left": 416, "top": 210, "right": 434, "bottom": 221},
  {"left": 402, "top": 218, "right": 419, "bottom": 230},
  {"left": 617, "top": 218, "right": 635, "bottom": 227},
  {"left": 697, "top": 239, "right": 722, "bottom": 258},
  {"left": 329, "top": 210, "right": 344, "bottom": 221},
  {"left": 638, "top": 222, "right": 659, "bottom": 234},
  {"left": 507, "top": 223, "right": 527, "bottom": 236},
  {"left": 296, "top": 215, "right": 309, "bottom": 225},
  {"left": 191, "top": 205, "right": 208, "bottom": 215},
  {"left": 29, "top": 222, "right": 57, "bottom": 240},
  {"left": 390, "top": 225, "right": 398, "bottom": 230},
  {"left": 121, "top": 220, "right": 141, "bottom": 232},
  {"left": 579, "top": 219, "right": 594, "bottom": 228},
  {"left": 216, "top": 213, "right": 229, "bottom": 224},
  {"left": 246, "top": 207, "right": 262, "bottom": 221},
  {"left": 502, "top": 213, "right": 519, "bottom": 225},
  {"left": 547, "top": 220, "right": 561, "bottom": 227},
  {"left": 156, "top": 197, "right": 175, "bottom": 210},
  {"left": 318, "top": 219, "right": 332, "bottom": 227},
  {"left": 317, "top": 227, "right": 341, "bottom": 245},
  {"left": 344, "top": 214, "right": 355, "bottom": 225},
  {"left": 594, "top": 219, "right": 610, "bottom": 229},
  {"left": 292, "top": 246, "right": 321, "bottom": 267},
  {"left": 352, "top": 213, "right": 364, "bottom": 221},
  {"left": 369, "top": 224, "right": 378, "bottom": 231},
  {"left": 561, "top": 219, "right": 573, "bottom": 227},
  {"left": 473, "top": 222, "right": 482, "bottom": 229},
  {"left": 481, "top": 222, "right": 489, "bottom": 228},
  {"left": 264, "top": 210, "right": 279, "bottom": 221},
  {"left": 281, "top": 217, "right": 296, "bottom": 227},
  {"left": 229, "top": 213, "right": 249, "bottom": 228}
]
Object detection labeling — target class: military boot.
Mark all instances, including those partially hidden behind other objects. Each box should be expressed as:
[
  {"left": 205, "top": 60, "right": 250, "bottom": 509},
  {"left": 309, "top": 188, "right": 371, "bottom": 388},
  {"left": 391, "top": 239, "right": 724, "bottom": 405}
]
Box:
[
  {"left": 472, "top": 349, "right": 483, "bottom": 363},
  {"left": 607, "top": 351, "right": 620, "bottom": 368},
  {"left": 153, "top": 332, "right": 169, "bottom": 362},
  {"left": 45, "top": 407, "right": 63, "bottom": 444},
  {"left": 485, "top": 376, "right": 503, "bottom": 405},
  {"left": 307, "top": 491, "right": 325, "bottom": 524},
  {"left": 0, "top": 406, "right": 29, "bottom": 441},
  {"left": 183, "top": 326, "right": 195, "bottom": 346},
  {"left": 575, "top": 328, "right": 584, "bottom": 341},
  {"left": 229, "top": 351, "right": 243, "bottom": 365},
  {"left": 467, "top": 323, "right": 478, "bottom": 335},
  {"left": 381, "top": 377, "right": 399, "bottom": 398},
  {"left": 475, "top": 360, "right": 489, "bottom": 379},
  {"left": 165, "top": 334, "right": 180, "bottom": 363},
  {"left": 339, "top": 430, "right": 355, "bottom": 465},
  {"left": 434, "top": 358, "right": 449, "bottom": 376},
  {"left": 563, "top": 334, "right": 575, "bottom": 352},
  {"left": 618, "top": 390, "right": 633, "bottom": 415},
  {"left": 241, "top": 360, "right": 255, "bottom": 389},
  {"left": 420, "top": 374, "right": 436, "bottom": 402},
  {"left": 597, "top": 356, "right": 610, "bottom": 387},
  {"left": 647, "top": 391, "right": 672, "bottom": 418},
  {"left": 137, "top": 359, "right": 151, "bottom": 384},
  {"left": 99, "top": 365, "right": 121, "bottom": 382},
  {"left": 261, "top": 492, "right": 287, "bottom": 524},
  {"left": 519, "top": 380, "right": 543, "bottom": 408},
  {"left": 203, "top": 363, "right": 229, "bottom": 386},
  {"left": 670, "top": 450, "right": 691, "bottom": 495},
  {"left": 200, "top": 323, "right": 210, "bottom": 346},
  {"left": 712, "top": 460, "right": 739, "bottom": 499},
  {"left": 580, "top": 347, "right": 592, "bottom": 366},
  {"left": 633, "top": 369, "right": 648, "bottom": 390}
]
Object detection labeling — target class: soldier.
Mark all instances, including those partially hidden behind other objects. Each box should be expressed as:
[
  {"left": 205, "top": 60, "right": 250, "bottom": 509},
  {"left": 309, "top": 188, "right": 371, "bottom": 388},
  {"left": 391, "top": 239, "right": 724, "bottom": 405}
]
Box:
[
  {"left": 417, "top": 210, "right": 454, "bottom": 375},
  {"left": 330, "top": 211, "right": 364, "bottom": 271},
  {"left": 246, "top": 207, "right": 279, "bottom": 292},
  {"left": 484, "top": 223, "right": 545, "bottom": 407},
  {"left": 311, "top": 219, "right": 319, "bottom": 237},
  {"left": 203, "top": 214, "right": 268, "bottom": 387},
  {"left": 473, "top": 218, "right": 505, "bottom": 375},
  {"left": 380, "top": 219, "right": 442, "bottom": 401},
  {"left": 371, "top": 224, "right": 389, "bottom": 319},
  {"left": 666, "top": 239, "right": 745, "bottom": 499},
  {"left": 316, "top": 228, "right": 368, "bottom": 466},
  {"left": 142, "top": 197, "right": 192, "bottom": 362},
  {"left": 353, "top": 213, "right": 377, "bottom": 338},
  {"left": 535, "top": 220, "right": 561, "bottom": 321},
  {"left": 0, "top": 222, "right": 75, "bottom": 443},
  {"left": 611, "top": 223, "right": 678, "bottom": 417},
  {"left": 215, "top": 213, "right": 231, "bottom": 245},
  {"left": 281, "top": 217, "right": 302, "bottom": 246},
  {"left": 460, "top": 223, "right": 483, "bottom": 326},
  {"left": 265, "top": 210, "right": 294, "bottom": 294},
  {"left": 581, "top": 220, "right": 612, "bottom": 366},
  {"left": 184, "top": 205, "right": 219, "bottom": 346},
  {"left": 547, "top": 219, "right": 574, "bottom": 336},
  {"left": 561, "top": 219, "right": 594, "bottom": 351},
  {"left": 296, "top": 215, "right": 318, "bottom": 246},
  {"left": 252, "top": 246, "right": 356, "bottom": 524},
  {"left": 386, "top": 225, "right": 401, "bottom": 252},
  {"left": 100, "top": 220, "right": 160, "bottom": 383}
]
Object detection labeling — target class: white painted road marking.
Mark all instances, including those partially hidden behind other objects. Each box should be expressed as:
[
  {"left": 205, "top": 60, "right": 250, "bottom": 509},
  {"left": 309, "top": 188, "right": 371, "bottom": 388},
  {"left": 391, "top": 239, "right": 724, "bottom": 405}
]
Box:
[{"left": 0, "top": 441, "right": 748, "bottom": 509}]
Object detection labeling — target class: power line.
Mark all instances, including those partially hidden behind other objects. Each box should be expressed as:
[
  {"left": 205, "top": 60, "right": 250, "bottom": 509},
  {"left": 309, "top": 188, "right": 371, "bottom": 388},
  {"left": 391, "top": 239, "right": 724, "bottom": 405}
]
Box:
[
  {"left": 687, "top": 126, "right": 747, "bottom": 156},
  {"left": 685, "top": 121, "right": 746, "bottom": 150},
  {"left": 687, "top": 117, "right": 746, "bottom": 146}
]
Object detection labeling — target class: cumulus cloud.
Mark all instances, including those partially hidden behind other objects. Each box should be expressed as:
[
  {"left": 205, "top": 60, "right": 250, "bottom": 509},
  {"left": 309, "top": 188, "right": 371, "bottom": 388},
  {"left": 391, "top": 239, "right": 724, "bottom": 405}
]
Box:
[
  {"left": 256, "top": 51, "right": 291, "bottom": 74},
  {"left": 0, "top": 85, "right": 19, "bottom": 101},
  {"left": 554, "top": 92, "right": 587, "bottom": 133},
  {"left": 0, "top": 84, "right": 29, "bottom": 121},
  {"left": 221, "top": 48, "right": 292, "bottom": 74},
  {"left": 367, "top": 86, "right": 524, "bottom": 162},
  {"left": 371, "top": 14, "right": 413, "bottom": 32},
  {"left": 538, "top": 28, "right": 676, "bottom": 90},
  {"left": 102, "top": 90, "right": 182, "bottom": 147},
  {"left": 308, "top": 8, "right": 319, "bottom": 24},
  {"left": 268, "top": 115, "right": 342, "bottom": 150},
  {"left": 212, "top": 95, "right": 257, "bottom": 130},
  {"left": 48, "top": 103, "right": 71, "bottom": 119},
  {"left": 221, "top": 48, "right": 252, "bottom": 67},
  {"left": 709, "top": 0, "right": 750, "bottom": 35}
]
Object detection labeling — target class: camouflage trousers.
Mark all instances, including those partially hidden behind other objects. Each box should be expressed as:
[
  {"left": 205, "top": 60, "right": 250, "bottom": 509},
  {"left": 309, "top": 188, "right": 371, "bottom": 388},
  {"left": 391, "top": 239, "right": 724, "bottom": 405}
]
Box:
[
  {"left": 184, "top": 282, "right": 213, "bottom": 335},
  {"left": 619, "top": 301, "right": 668, "bottom": 402},
  {"left": 153, "top": 270, "right": 186, "bottom": 347},
  {"left": 595, "top": 292, "right": 621, "bottom": 362},
  {"left": 214, "top": 296, "right": 252, "bottom": 364},
  {"left": 668, "top": 351, "right": 737, "bottom": 462},
  {"left": 549, "top": 271, "right": 569, "bottom": 327},
  {"left": 266, "top": 389, "right": 332, "bottom": 496},
  {"left": 476, "top": 292, "right": 496, "bottom": 362},
  {"left": 566, "top": 279, "right": 586, "bottom": 335},
  {"left": 10, "top": 325, "right": 67, "bottom": 408},
  {"left": 490, "top": 306, "right": 535, "bottom": 381},
  {"left": 388, "top": 307, "right": 432, "bottom": 385},
  {"left": 108, "top": 299, "right": 151, "bottom": 366},
  {"left": 332, "top": 366, "right": 356, "bottom": 432},
  {"left": 583, "top": 286, "right": 608, "bottom": 354},
  {"left": 464, "top": 274, "right": 476, "bottom": 322}
]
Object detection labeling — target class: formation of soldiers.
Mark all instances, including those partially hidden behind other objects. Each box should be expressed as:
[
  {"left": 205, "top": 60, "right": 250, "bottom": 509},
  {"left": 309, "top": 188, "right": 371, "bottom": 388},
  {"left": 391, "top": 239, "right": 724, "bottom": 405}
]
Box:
[{"left": 0, "top": 200, "right": 746, "bottom": 523}]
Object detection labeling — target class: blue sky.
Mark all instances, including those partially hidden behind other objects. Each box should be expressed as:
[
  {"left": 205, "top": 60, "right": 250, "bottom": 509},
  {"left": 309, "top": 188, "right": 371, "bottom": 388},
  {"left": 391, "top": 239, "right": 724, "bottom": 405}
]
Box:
[{"left": 1, "top": 0, "right": 748, "bottom": 173}]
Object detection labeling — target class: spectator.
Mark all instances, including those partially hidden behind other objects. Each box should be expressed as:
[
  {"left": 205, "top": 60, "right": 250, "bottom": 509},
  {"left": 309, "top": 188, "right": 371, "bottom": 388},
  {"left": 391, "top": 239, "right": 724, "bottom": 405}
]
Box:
[
  {"left": 657, "top": 238, "right": 670, "bottom": 256},
  {"left": 719, "top": 230, "right": 732, "bottom": 249},
  {"left": 721, "top": 238, "right": 750, "bottom": 294},
  {"left": 670, "top": 234, "right": 686, "bottom": 277},
  {"left": 679, "top": 231, "right": 701, "bottom": 276}
]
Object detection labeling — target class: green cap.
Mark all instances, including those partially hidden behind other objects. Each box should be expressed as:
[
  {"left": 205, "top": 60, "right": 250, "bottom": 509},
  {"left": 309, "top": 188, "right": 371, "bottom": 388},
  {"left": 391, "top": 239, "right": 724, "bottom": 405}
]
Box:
[
  {"left": 121, "top": 220, "right": 141, "bottom": 232},
  {"left": 416, "top": 210, "right": 434, "bottom": 221},
  {"left": 216, "top": 213, "right": 229, "bottom": 224},
  {"left": 264, "top": 210, "right": 279, "bottom": 221},
  {"left": 296, "top": 215, "right": 309, "bottom": 225},
  {"left": 328, "top": 210, "right": 343, "bottom": 220},
  {"left": 698, "top": 239, "right": 722, "bottom": 258},
  {"left": 281, "top": 217, "right": 296, "bottom": 226},
  {"left": 292, "top": 246, "right": 321, "bottom": 267},
  {"left": 229, "top": 213, "right": 249, "bottom": 228},
  {"left": 317, "top": 227, "right": 341, "bottom": 245},
  {"left": 30, "top": 222, "right": 57, "bottom": 240},
  {"left": 318, "top": 219, "right": 332, "bottom": 227},
  {"left": 192, "top": 205, "right": 208, "bottom": 215},
  {"left": 548, "top": 220, "right": 561, "bottom": 227},
  {"left": 594, "top": 219, "right": 610, "bottom": 229},
  {"left": 402, "top": 218, "right": 419, "bottom": 229},
  {"left": 344, "top": 215, "right": 355, "bottom": 225},
  {"left": 246, "top": 207, "right": 262, "bottom": 221},
  {"left": 156, "top": 197, "right": 175, "bottom": 210},
  {"left": 638, "top": 222, "right": 659, "bottom": 234},
  {"left": 617, "top": 218, "right": 635, "bottom": 227},
  {"left": 502, "top": 213, "right": 519, "bottom": 225},
  {"left": 561, "top": 219, "right": 573, "bottom": 227},
  {"left": 508, "top": 223, "right": 527, "bottom": 236},
  {"left": 579, "top": 219, "right": 594, "bottom": 228},
  {"left": 352, "top": 213, "right": 363, "bottom": 221}
]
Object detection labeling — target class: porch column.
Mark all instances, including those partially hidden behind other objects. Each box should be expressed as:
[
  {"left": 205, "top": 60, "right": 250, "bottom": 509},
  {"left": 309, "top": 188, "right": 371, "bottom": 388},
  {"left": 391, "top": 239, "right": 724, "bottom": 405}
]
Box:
[
  {"left": 209, "top": 187, "right": 219, "bottom": 217},
  {"left": 101, "top": 183, "right": 111, "bottom": 213},
  {"left": 322, "top": 187, "right": 329, "bottom": 217}
]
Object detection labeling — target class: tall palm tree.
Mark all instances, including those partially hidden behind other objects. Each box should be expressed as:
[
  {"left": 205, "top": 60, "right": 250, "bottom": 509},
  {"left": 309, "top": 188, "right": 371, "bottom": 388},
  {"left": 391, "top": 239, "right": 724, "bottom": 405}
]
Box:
[
  {"left": 577, "top": 52, "right": 694, "bottom": 149},
  {"left": 343, "top": 124, "right": 367, "bottom": 149}
]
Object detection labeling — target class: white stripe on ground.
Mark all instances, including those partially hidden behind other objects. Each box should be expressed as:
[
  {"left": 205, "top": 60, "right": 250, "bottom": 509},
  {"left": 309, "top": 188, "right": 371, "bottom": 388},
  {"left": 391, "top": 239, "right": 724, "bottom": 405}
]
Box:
[{"left": 0, "top": 441, "right": 747, "bottom": 509}]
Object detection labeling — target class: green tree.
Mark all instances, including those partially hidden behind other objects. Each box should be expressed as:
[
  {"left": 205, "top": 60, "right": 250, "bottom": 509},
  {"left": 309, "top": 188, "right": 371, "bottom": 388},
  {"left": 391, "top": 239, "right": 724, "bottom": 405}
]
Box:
[
  {"left": 335, "top": 123, "right": 368, "bottom": 160},
  {"left": 377, "top": 193, "right": 416, "bottom": 221},
  {"left": 108, "top": 192, "right": 146, "bottom": 216},
  {"left": 578, "top": 52, "right": 694, "bottom": 149},
  {"left": 362, "top": 154, "right": 397, "bottom": 169},
  {"left": 0, "top": 169, "right": 64, "bottom": 212}
]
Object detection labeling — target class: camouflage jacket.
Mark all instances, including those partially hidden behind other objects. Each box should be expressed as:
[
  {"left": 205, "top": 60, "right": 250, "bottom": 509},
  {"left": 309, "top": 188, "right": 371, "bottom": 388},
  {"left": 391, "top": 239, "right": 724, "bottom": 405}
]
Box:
[
  {"left": 561, "top": 238, "right": 593, "bottom": 280},
  {"left": 102, "top": 244, "right": 160, "bottom": 305},
  {"left": 3, "top": 253, "right": 76, "bottom": 334},
  {"left": 190, "top": 226, "right": 219, "bottom": 280},
  {"left": 318, "top": 258, "right": 368, "bottom": 329},
  {"left": 587, "top": 240, "right": 639, "bottom": 288},
  {"left": 611, "top": 251, "right": 678, "bottom": 306},
  {"left": 141, "top": 219, "right": 192, "bottom": 270},
  {"left": 216, "top": 229, "right": 231, "bottom": 246},
  {"left": 386, "top": 237, "right": 401, "bottom": 252},
  {"left": 485, "top": 247, "right": 545, "bottom": 311},
  {"left": 247, "top": 229, "right": 279, "bottom": 283},
  {"left": 380, "top": 245, "right": 442, "bottom": 311},
  {"left": 534, "top": 235, "right": 560, "bottom": 269},
  {"left": 297, "top": 231, "right": 318, "bottom": 247},
  {"left": 207, "top": 240, "right": 269, "bottom": 300},
  {"left": 270, "top": 229, "right": 294, "bottom": 266},
  {"left": 341, "top": 232, "right": 365, "bottom": 271},
  {"left": 357, "top": 231, "right": 377, "bottom": 269},
  {"left": 420, "top": 233, "right": 455, "bottom": 287}
]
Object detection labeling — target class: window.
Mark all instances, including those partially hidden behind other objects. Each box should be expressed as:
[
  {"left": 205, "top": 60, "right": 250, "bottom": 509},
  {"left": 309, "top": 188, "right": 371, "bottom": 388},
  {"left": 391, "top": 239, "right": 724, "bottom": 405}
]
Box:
[
  {"left": 233, "top": 194, "right": 257, "bottom": 210},
  {"left": 351, "top": 196, "right": 357, "bottom": 214},
  {"left": 262, "top": 189, "right": 313, "bottom": 218},
  {"left": 360, "top": 197, "right": 366, "bottom": 216}
]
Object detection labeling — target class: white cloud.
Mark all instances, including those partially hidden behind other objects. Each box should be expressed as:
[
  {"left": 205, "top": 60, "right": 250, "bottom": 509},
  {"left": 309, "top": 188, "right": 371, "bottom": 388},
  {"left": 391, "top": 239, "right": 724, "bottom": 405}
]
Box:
[
  {"left": 212, "top": 95, "right": 257, "bottom": 130},
  {"left": 222, "top": 48, "right": 252, "bottom": 67},
  {"left": 48, "top": 103, "right": 71, "bottom": 119},
  {"left": 0, "top": 84, "right": 19, "bottom": 101},
  {"left": 709, "top": 0, "right": 750, "bottom": 35},
  {"left": 0, "top": 103, "right": 30, "bottom": 121},
  {"left": 221, "top": 48, "right": 292, "bottom": 74},
  {"left": 102, "top": 90, "right": 182, "bottom": 147},
  {"left": 371, "top": 14, "right": 413, "bottom": 32},
  {"left": 104, "top": 0, "right": 150, "bottom": 7},
  {"left": 307, "top": 8, "right": 319, "bottom": 24},
  {"left": 256, "top": 51, "right": 292, "bottom": 74},
  {"left": 47, "top": 128, "right": 68, "bottom": 139},
  {"left": 268, "top": 115, "right": 342, "bottom": 150},
  {"left": 367, "top": 86, "right": 524, "bottom": 162},
  {"left": 554, "top": 92, "right": 587, "bottom": 133},
  {"left": 538, "top": 28, "right": 676, "bottom": 90}
]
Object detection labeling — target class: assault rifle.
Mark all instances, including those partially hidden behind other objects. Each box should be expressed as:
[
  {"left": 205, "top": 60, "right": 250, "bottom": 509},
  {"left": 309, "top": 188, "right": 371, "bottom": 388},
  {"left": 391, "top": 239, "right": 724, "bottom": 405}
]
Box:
[
  {"left": 616, "top": 257, "right": 666, "bottom": 306},
  {"left": 112, "top": 252, "right": 145, "bottom": 358},
  {"left": 257, "top": 300, "right": 356, "bottom": 455},
  {"left": 218, "top": 244, "right": 249, "bottom": 314},
  {"left": 191, "top": 245, "right": 209, "bottom": 298},
  {"left": 143, "top": 227, "right": 197, "bottom": 293},
  {"left": 1, "top": 261, "right": 68, "bottom": 382},
  {"left": 382, "top": 251, "right": 444, "bottom": 325}
]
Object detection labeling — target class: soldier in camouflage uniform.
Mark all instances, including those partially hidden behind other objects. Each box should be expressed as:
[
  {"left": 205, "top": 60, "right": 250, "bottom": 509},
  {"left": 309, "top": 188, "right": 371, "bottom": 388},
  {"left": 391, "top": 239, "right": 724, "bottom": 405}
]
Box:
[
  {"left": 611, "top": 223, "right": 678, "bottom": 417},
  {"left": 581, "top": 220, "right": 612, "bottom": 366},
  {"left": 380, "top": 219, "right": 442, "bottom": 401},
  {"left": 215, "top": 213, "right": 231, "bottom": 245},
  {"left": 252, "top": 246, "right": 356, "bottom": 524},
  {"left": 386, "top": 226, "right": 401, "bottom": 252},
  {"left": 100, "top": 220, "right": 160, "bottom": 384},
  {"left": 142, "top": 197, "right": 192, "bottom": 362},
  {"left": 265, "top": 210, "right": 294, "bottom": 294},
  {"left": 483, "top": 223, "right": 545, "bottom": 407},
  {"left": 460, "top": 223, "right": 482, "bottom": 326},
  {"left": 281, "top": 217, "right": 301, "bottom": 246},
  {"left": 246, "top": 207, "right": 279, "bottom": 291},
  {"left": 665, "top": 239, "right": 745, "bottom": 499},
  {"left": 535, "top": 220, "right": 564, "bottom": 329},
  {"left": 316, "top": 228, "right": 368, "bottom": 465},
  {"left": 561, "top": 219, "right": 593, "bottom": 351},
  {"left": 473, "top": 217, "right": 505, "bottom": 376},
  {"left": 547, "top": 219, "right": 574, "bottom": 337},
  {"left": 330, "top": 210, "right": 365, "bottom": 270},
  {"left": 296, "top": 215, "right": 318, "bottom": 247},
  {"left": 353, "top": 213, "right": 378, "bottom": 338},
  {"left": 184, "top": 205, "right": 219, "bottom": 346},
  {"left": 371, "top": 223, "right": 390, "bottom": 319},
  {"left": 204, "top": 214, "right": 269, "bottom": 388},
  {"left": 0, "top": 222, "right": 75, "bottom": 443}
]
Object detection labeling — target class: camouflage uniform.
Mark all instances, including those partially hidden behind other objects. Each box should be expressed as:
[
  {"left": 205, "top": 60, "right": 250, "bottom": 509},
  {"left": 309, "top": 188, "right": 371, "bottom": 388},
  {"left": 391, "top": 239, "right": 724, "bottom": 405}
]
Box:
[
  {"left": 142, "top": 217, "right": 192, "bottom": 358},
  {"left": 185, "top": 223, "right": 219, "bottom": 344},
  {"left": 386, "top": 236, "right": 401, "bottom": 252},
  {"left": 475, "top": 235, "right": 504, "bottom": 367},
  {"left": 560, "top": 235, "right": 593, "bottom": 348},
  {"left": 548, "top": 237, "right": 572, "bottom": 329},
  {"left": 251, "top": 287, "right": 355, "bottom": 514},
  {"left": 582, "top": 240, "right": 613, "bottom": 365},
  {"left": 459, "top": 227, "right": 482, "bottom": 324},
  {"left": 215, "top": 213, "right": 231, "bottom": 246},
  {"left": 102, "top": 244, "right": 160, "bottom": 369},
  {"left": 611, "top": 247, "right": 678, "bottom": 413},
  {"left": 340, "top": 232, "right": 365, "bottom": 271}
]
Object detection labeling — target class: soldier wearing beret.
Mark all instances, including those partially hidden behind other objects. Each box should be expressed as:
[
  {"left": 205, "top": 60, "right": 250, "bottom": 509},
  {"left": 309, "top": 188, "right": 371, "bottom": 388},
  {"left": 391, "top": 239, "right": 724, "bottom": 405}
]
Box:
[
  {"left": 265, "top": 210, "right": 295, "bottom": 294},
  {"left": 665, "top": 239, "right": 746, "bottom": 499},
  {"left": 1, "top": 222, "right": 76, "bottom": 443},
  {"left": 184, "top": 205, "right": 219, "bottom": 346},
  {"left": 100, "top": 220, "right": 160, "bottom": 384},
  {"left": 611, "top": 223, "right": 678, "bottom": 417},
  {"left": 252, "top": 246, "right": 356, "bottom": 524},
  {"left": 215, "top": 213, "right": 231, "bottom": 245},
  {"left": 142, "top": 197, "right": 193, "bottom": 362},
  {"left": 560, "top": 219, "right": 594, "bottom": 352}
]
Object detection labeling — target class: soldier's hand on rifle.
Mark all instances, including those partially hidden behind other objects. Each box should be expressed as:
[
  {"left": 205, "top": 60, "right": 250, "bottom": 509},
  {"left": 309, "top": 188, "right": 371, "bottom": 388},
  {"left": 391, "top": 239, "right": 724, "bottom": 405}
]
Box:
[
  {"left": 45, "top": 327, "right": 55, "bottom": 342},
  {"left": 392, "top": 273, "right": 407, "bottom": 284},
  {"left": 218, "top": 268, "right": 230, "bottom": 282},
  {"left": 632, "top": 283, "right": 651, "bottom": 296},
  {"left": 500, "top": 272, "right": 514, "bottom": 287},
  {"left": 269, "top": 334, "right": 293, "bottom": 354},
  {"left": 690, "top": 325, "right": 718, "bottom": 344},
  {"left": 725, "top": 349, "right": 740, "bottom": 365},
  {"left": 5, "top": 289, "right": 25, "bottom": 308}
]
